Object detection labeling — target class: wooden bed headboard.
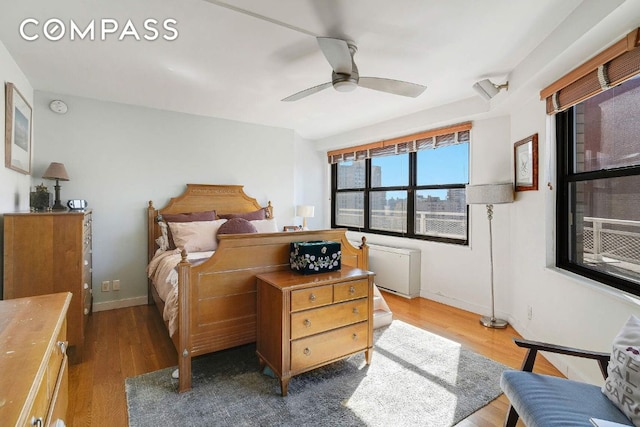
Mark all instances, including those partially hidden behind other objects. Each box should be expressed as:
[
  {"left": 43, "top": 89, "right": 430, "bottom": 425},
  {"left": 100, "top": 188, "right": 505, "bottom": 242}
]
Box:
[{"left": 147, "top": 184, "right": 273, "bottom": 263}]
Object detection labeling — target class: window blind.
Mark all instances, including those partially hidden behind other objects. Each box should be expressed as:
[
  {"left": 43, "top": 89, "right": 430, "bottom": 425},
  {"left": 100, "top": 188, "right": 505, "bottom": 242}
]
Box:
[
  {"left": 327, "top": 122, "right": 471, "bottom": 164},
  {"left": 541, "top": 28, "right": 640, "bottom": 114}
]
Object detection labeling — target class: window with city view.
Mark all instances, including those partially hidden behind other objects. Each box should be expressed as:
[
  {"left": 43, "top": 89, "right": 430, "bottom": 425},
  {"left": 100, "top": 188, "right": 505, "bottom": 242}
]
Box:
[
  {"left": 330, "top": 124, "right": 470, "bottom": 244},
  {"left": 557, "top": 75, "right": 640, "bottom": 295}
]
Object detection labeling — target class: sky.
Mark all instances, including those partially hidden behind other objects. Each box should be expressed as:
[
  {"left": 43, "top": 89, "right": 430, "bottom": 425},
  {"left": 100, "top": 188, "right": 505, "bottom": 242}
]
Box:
[{"left": 372, "top": 143, "right": 469, "bottom": 188}]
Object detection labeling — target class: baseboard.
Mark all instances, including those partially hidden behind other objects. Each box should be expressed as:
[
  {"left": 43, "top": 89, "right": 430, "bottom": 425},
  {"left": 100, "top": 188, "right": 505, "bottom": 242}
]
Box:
[
  {"left": 421, "top": 290, "right": 492, "bottom": 319},
  {"left": 92, "top": 296, "right": 148, "bottom": 312}
]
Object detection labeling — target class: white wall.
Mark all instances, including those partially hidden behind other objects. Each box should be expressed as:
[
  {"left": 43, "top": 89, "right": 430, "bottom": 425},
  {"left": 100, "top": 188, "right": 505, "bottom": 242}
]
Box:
[
  {"left": 0, "top": 41, "right": 33, "bottom": 213},
  {"left": 0, "top": 41, "right": 34, "bottom": 297},
  {"left": 293, "top": 133, "right": 326, "bottom": 230},
  {"left": 32, "top": 92, "right": 297, "bottom": 309}
]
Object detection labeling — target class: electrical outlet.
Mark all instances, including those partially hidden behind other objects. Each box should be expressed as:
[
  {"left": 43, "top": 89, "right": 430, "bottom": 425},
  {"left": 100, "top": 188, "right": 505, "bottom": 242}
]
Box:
[
  {"left": 101, "top": 280, "right": 110, "bottom": 292},
  {"left": 112, "top": 279, "right": 120, "bottom": 291}
]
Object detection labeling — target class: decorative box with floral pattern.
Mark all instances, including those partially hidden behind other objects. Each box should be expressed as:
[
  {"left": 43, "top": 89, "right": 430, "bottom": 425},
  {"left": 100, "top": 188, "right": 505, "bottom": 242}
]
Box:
[{"left": 290, "top": 241, "right": 341, "bottom": 275}]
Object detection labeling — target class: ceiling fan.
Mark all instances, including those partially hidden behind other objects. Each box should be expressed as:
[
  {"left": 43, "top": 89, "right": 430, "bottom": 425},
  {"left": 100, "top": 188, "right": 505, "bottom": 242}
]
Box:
[{"left": 282, "top": 37, "right": 427, "bottom": 102}]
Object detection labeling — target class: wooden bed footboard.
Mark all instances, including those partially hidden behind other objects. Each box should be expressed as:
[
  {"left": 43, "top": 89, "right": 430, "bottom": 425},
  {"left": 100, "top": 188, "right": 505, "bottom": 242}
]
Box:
[
  {"left": 174, "top": 229, "right": 368, "bottom": 392},
  {"left": 147, "top": 184, "right": 369, "bottom": 392}
]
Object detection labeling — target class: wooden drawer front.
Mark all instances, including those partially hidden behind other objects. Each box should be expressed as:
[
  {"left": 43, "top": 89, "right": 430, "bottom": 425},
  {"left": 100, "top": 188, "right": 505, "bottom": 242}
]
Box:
[
  {"left": 47, "top": 345, "right": 64, "bottom": 395},
  {"left": 83, "top": 215, "right": 92, "bottom": 253},
  {"left": 334, "top": 279, "right": 369, "bottom": 302},
  {"left": 47, "top": 355, "right": 68, "bottom": 426},
  {"left": 29, "top": 375, "right": 49, "bottom": 427},
  {"left": 290, "top": 299, "right": 369, "bottom": 339},
  {"left": 83, "top": 250, "right": 92, "bottom": 272},
  {"left": 83, "top": 287, "right": 92, "bottom": 316},
  {"left": 291, "top": 322, "right": 368, "bottom": 371},
  {"left": 291, "top": 285, "right": 332, "bottom": 312},
  {"left": 48, "top": 325, "right": 66, "bottom": 388}
]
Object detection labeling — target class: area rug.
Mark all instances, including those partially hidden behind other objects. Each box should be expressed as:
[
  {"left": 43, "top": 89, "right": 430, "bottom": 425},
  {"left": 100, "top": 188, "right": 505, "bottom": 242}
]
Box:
[{"left": 126, "top": 320, "right": 508, "bottom": 426}]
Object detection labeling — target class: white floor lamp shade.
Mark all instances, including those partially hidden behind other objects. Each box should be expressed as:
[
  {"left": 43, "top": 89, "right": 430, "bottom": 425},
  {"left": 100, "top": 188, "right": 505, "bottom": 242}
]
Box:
[{"left": 466, "top": 183, "right": 513, "bottom": 328}]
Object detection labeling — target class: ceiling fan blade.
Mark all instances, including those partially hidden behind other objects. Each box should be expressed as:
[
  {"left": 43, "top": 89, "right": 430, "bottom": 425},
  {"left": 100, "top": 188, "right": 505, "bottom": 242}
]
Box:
[
  {"left": 317, "top": 37, "right": 353, "bottom": 75},
  {"left": 358, "top": 77, "right": 426, "bottom": 98},
  {"left": 282, "top": 82, "right": 333, "bottom": 102}
]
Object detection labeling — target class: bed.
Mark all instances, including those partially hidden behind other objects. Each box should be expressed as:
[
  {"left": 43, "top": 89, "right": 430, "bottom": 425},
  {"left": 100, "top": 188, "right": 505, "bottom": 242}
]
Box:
[{"left": 147, "top": 184, "right": 369, "bottom": 392}]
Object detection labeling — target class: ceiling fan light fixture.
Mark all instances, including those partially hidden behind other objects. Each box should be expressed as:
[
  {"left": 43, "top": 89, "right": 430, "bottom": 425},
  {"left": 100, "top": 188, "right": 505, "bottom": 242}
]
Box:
[
  {"left": 281, "top": 37, "right": 426, "bottom": 101},
  {"left": 473, "top": 79, "right": 508, "bottom": 101},
  {"left": 333, "top": 80, "right": 358, "bottom": 92}
]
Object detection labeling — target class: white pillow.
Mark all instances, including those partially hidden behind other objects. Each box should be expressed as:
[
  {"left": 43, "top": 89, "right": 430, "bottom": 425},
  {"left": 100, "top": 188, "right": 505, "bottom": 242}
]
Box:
[
  {"left": 168, "top": 219, "right": 227, "bottom": 252},
  {"left": 157, "top": 221, "right": 169, "bottom": 251},
  {"left": 251, "top": 218, "right": 278, "bottom": 233},
  {"left": 602, "top": 314, "right": 640, "bottom": 425}
]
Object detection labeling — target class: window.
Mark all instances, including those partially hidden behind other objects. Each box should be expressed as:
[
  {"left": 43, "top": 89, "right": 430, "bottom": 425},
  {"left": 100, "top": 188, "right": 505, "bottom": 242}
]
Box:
[
  {"left": 330, "top": 123, "right": 470, "bottom": 244},
  {"left": 556, "top": 76, "right": 640, "bottom": 295}
]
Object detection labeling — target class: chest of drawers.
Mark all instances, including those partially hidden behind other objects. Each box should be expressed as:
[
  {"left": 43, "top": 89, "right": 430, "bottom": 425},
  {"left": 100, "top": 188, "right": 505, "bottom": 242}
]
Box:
[
  {"left": 3, "top": 210, "right": 93, "bottom": 362},
  {"left": 256, "top": 266, "right": 375, "bottom": 396},
  {"left": 0, "top": 292, "right": 71, "bottom": 426}
]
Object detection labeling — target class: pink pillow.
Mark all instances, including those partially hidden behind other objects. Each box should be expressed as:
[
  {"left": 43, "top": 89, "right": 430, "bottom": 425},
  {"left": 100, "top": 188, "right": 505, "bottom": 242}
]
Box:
[
  {"left": 218, "top": 208, "right": 266, "bottom": 221},
  {"left": 217, "top": 218, "right": 258, "bottom": 235}
]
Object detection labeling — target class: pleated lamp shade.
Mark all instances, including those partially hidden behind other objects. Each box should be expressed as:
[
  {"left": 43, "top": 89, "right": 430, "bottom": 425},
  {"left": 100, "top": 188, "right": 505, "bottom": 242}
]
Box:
[{"left": 42, "top": 162, "right": 70, "bottom": 181}]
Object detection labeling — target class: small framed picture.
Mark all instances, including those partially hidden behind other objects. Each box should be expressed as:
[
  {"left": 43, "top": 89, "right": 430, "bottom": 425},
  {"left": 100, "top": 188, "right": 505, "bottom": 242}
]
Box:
[
  {"left": 4, "top": 82, "right": 32, "bottom": 175},
  {"left": 514, "top": 133, "right": 538, "bottom": 192},
  {"left": 283, "top": 225, "right": 300, "bottom": 232}
]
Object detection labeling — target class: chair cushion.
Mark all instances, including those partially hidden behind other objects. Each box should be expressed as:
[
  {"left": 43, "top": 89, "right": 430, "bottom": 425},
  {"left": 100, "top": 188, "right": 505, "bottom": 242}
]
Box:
[{"left": 501, "top": 370, "right": 632, "bottom": 427}]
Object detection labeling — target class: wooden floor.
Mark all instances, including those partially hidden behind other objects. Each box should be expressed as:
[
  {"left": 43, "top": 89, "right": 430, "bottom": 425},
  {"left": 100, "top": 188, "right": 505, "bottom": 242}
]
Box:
[{"left": 67, "top": 291, "right": 562, "bottom": 426}]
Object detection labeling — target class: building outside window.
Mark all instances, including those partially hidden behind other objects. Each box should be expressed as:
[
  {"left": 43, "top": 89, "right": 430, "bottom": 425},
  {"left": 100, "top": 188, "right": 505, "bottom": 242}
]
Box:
[
  {"left": 330, "top": 124, "right": 470, "bottom": 244},
  {"left": 557, "top": 75, "right": 640, "bottom": 295}
]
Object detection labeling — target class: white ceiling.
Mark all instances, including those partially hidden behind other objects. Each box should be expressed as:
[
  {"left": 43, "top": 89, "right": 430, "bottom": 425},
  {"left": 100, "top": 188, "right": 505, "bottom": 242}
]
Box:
[{"left": 0, "top": 0, "right": 584, "bottom": 140}]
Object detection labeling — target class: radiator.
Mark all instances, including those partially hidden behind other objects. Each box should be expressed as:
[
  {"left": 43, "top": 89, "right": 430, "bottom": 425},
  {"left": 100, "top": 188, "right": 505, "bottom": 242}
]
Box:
[{"left": 367, "top": 244, "right": 421, "bottom": 298}]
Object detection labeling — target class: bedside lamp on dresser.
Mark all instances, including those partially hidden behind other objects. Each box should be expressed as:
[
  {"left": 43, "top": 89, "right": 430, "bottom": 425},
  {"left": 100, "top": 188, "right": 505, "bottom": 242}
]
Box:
[{"left": 42, "top": 162, "right": 70, "bottom": 211}]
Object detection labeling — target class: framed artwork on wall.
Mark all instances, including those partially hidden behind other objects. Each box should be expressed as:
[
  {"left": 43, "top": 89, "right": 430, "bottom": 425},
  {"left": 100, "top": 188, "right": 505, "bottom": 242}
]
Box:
[
  {"left": 514, "top": 133, "right": 538, "bottom": 191},
  {"left": 5, "top": 82, "right": 32, "bottom": 175}
]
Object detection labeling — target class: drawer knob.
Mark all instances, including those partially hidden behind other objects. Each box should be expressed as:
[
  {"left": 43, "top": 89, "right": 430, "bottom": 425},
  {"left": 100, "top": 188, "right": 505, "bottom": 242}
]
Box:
[
  {"left": 352, "top": 333, "right": 358, "bottom": 341},
  {"left": 349, "top": 286, "right": 356, "bottom": 294},
  {"left": 303, "top": 319, "right": 311, "bottom": 328},
  {"left": 57, "top": 340, "right": 68, "bottom": 355},
  {"left": 352, "top": 307, "right": 359, "bottom": 314},
  {"left": 31, "top": 417, "right": 43, "bottom": 427},
  {"left": 303, "top": 347, "right": 311, "bottom": 356},
  {"left": 309, "top": 293, "right": 316, "bottom": 302}
]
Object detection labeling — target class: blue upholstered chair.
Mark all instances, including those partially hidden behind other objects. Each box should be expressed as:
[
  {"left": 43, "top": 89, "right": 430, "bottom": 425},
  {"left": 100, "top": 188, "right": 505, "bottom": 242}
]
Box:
[{"left": 500, "top": 338, "right": 633, "bottom": 427}]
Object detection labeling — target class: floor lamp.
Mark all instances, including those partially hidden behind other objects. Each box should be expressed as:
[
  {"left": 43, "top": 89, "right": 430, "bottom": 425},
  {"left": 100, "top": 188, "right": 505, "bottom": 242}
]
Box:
[{"left": 466, "top": 183, "right": 514, "bottom": 328}]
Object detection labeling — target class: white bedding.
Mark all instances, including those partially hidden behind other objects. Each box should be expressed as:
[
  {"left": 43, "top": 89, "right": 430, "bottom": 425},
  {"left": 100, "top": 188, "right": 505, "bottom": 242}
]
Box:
[
  {"left": 147, "top": 217, "right": 279, "bottom": 337},
  {"left": 146, "top": 249, "right": 214, "bottom": 336}
]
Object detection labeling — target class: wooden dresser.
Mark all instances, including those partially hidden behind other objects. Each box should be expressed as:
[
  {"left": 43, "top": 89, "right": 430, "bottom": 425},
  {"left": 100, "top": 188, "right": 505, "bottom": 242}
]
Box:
[
  {"left": 256, "top": 266, "right": 375, "bottom": 396},
  {"left": 3, "top": 210, "right": 92, "bottom": 361},
  {"left": 0, "top": 292, "right": 71, "bottom": 426}
]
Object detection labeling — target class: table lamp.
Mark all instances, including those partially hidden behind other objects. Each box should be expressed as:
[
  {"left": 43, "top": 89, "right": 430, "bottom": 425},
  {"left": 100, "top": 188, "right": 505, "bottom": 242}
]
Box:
[
  {"left": 296, "top": 205, "right": 315, "bottom": 230},
  {"left": 43, "top": 162, "right": 70, "bottom": 211}
]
